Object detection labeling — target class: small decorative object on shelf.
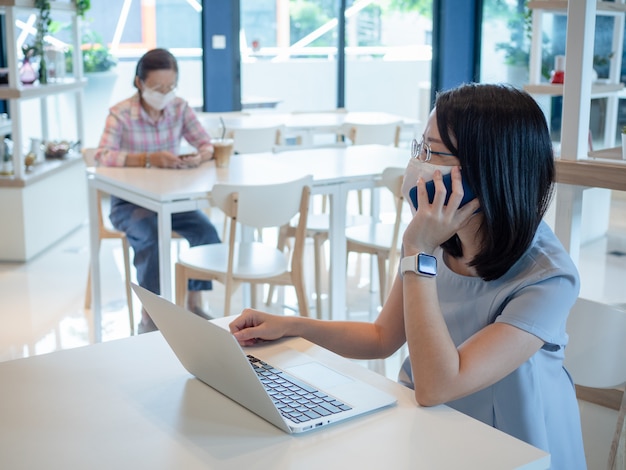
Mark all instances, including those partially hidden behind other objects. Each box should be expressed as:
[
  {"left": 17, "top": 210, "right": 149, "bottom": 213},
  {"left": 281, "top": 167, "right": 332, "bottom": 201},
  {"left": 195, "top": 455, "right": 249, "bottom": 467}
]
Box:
[
  {"left": 550, "top": 55, "right": 565, "bottom": 84},
  {"left": 0, "top": 138, "right": 14, "bottom": 176},
  {"left": 621, "top": 125, "right": 626, "bottom": 160},
  {"left": 19, "top": 45, "right": 38, "bottom": 85}
]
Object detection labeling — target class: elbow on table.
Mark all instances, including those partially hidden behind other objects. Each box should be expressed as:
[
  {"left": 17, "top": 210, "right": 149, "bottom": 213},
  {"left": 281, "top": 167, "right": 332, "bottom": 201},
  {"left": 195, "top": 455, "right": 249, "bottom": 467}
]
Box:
[{"left": 413, "top": 386, "right": 448, "bottom": 407}]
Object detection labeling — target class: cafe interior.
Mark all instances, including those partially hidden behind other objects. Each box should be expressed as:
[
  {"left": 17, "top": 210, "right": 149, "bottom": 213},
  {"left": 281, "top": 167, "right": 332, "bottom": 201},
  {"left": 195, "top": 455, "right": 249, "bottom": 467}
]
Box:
[{"left": 1, "top": 1, "right": 626, "bottom": 468}]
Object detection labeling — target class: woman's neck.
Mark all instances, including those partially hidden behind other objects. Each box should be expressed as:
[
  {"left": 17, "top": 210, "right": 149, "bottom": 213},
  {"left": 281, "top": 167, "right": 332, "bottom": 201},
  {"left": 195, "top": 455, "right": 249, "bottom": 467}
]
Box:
[
  {"left": 444, "top": 215, "right": 484, "bottom": 277},
  {"left": 141, "top": 100, "right": 162, "bottom": 121}
]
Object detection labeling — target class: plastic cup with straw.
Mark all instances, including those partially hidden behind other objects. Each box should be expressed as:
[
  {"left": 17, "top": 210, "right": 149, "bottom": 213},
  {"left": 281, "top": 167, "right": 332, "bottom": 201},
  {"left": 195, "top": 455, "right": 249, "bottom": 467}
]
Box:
[{"left": 213, "top": 116, "right": 234, "bottom": 168}]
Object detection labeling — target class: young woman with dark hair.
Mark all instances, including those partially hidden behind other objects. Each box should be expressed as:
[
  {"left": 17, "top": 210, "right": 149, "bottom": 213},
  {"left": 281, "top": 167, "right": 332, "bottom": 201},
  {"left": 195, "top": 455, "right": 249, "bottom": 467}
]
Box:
[
  {"left": 228, "top": 83, "right": 585, "bottom": 468},
  {"left": 95, "top": 48, "right": 220, "bottom": 333}
]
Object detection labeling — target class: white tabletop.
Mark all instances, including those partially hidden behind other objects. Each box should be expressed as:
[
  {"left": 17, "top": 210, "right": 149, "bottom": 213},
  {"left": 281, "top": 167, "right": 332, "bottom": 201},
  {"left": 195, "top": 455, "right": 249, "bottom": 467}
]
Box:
[{"left": 0, "top": 319, "right": 550, "bottom": 470}]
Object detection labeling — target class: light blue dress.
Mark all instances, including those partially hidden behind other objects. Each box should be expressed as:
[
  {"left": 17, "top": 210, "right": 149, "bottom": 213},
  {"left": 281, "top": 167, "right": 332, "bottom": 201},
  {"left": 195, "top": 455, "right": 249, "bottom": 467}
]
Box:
[{"left": 399, "top": 222, "right": 586, "bottom": 469}]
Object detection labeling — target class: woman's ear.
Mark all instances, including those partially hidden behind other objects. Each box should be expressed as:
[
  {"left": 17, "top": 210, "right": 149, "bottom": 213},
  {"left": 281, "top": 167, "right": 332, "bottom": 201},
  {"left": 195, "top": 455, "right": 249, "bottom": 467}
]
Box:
[{"left": 134, "top": 76, "right": 142, "bottom": 91}]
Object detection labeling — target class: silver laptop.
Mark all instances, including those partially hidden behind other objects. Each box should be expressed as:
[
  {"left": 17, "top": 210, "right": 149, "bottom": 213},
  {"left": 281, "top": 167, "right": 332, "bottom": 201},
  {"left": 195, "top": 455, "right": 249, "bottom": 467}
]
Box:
[{"left": 131, "top": 283, "right": 396, "bottom": 434}]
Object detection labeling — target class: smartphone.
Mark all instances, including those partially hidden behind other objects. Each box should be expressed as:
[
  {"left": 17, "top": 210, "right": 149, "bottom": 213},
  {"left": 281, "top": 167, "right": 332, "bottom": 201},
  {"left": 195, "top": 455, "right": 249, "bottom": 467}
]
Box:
[{"left": 409, "top": 172, "right": 476, "bottom": 211}]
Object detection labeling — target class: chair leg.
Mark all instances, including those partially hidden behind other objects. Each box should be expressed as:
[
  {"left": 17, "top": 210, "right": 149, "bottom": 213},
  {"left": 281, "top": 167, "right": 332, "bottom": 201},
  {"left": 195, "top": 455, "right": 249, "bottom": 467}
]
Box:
[
  {"left": 377, "top": 255, "right": 387, "bottom": 307},
  {"left": 175, "top": 263, "right": 188, "bottom": 308},
  {"left": 250, "top": 283, "right": 258, "bottom": 309},
  {"left": 84, "top": 262, "right": 92, "bottom": 310},
  {"left": 224, "top": 277, "right": 233, "bottom": 317},
  {"left": 313, "top": 234, "right": 325, "bottom": 319},
  {"left": 291, "top": 272, "right": 310, "bottom": 318},
  {"left": 266, "top": 226, "right": 289, "bottom": 307}
]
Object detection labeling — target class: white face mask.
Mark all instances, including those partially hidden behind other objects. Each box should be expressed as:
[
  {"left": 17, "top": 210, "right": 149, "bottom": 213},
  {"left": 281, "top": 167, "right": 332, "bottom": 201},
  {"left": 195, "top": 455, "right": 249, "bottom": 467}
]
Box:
[
  {"left": 401, "top": 157, "right": 455, "bottom": 215},
  {"left": 142, "top": 88, "right": 176, "bottom": 111}
]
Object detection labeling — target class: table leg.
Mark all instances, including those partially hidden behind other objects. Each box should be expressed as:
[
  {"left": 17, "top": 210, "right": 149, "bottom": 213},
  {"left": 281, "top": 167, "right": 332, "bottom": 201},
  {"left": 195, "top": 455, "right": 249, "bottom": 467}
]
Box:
[
  {"left": 328, "top": 185, "right": 349, "bottom": 321},
  {"left": 87, "top": 180, "right": 102, "bottom": 343},
  {"left": 157, "top": 209, "right": 174, "bottom": 300}
]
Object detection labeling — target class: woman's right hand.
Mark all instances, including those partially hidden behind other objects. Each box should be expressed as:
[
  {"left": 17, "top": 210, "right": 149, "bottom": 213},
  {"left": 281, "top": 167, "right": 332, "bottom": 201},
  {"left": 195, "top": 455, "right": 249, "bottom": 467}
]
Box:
[{"left": 229, "top": 308, "right": 293, "bottom": 346}]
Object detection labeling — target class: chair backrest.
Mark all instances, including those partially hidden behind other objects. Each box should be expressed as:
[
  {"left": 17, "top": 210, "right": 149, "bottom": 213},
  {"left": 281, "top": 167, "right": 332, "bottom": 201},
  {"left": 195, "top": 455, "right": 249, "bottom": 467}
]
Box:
[
  {"left": 227, "top": 125, "right": 285, "bottom": 154},
  {"left": 342, "top": 121, "right": 402, "bottom": 147},
  {"left": 196, "top": 111, "right": 251, "bottom": 139},
  {"left": 564, "top": 297, "right": 626, "bottom": 389},
  {"left": 210, "top": 175, "right": 314, "bottom": 230},
  {"left": 379, "top": 166, "right": 406, "bottom": 199},
  {"left": 292, "top": 108, "right": 348, "bottom": 114},
  {"left": 82, "top": 147, "right": 98, "bottom": 167}
]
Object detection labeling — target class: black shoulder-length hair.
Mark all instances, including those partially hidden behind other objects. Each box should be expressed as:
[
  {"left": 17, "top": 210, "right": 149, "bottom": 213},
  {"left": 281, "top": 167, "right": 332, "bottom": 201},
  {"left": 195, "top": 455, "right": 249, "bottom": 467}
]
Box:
[
  {"left": 133, "top": 48, "right": 178, "bottom": 87},
  {"left": 435, "top": 83, "right": 555, "bottom": 281}
]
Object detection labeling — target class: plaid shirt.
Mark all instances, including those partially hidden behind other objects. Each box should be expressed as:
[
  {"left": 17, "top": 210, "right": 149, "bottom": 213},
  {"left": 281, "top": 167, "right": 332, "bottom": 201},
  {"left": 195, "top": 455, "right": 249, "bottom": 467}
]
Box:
[{"left": 95, "top": 93, "right": 212, "bottom": 166}]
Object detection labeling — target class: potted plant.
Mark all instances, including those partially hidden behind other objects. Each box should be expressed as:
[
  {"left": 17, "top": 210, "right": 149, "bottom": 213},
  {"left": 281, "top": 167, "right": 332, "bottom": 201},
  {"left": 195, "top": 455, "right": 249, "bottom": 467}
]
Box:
[
  {"left": 34, "top": 0, "right": 51, "bottom": 84},
  {"left": 64, "top": 27, "right": 117, "bottom": 74},
  {"left": 495, "top": 6, "right": 532, "bottom": 86}
]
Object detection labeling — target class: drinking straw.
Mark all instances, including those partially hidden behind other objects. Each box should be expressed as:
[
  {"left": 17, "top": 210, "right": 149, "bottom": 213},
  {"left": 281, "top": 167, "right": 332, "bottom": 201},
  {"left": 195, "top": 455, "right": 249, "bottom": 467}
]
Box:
[{"left": 220, "top": 117, "right": 226, "bottom": 140}]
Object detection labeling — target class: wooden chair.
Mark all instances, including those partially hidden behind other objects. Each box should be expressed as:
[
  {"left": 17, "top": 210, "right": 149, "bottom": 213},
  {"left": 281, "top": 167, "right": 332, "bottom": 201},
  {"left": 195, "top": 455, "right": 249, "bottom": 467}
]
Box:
[
  {"left": 345, "top": 167, "right": 406, "bottom": 307},
  {"left": 564, "top": 297, "right": 626, "bottom": 469},
  {"left": 175, "top": 176, "right": 313, "bottom": 317},
  {"left": 82, "top": 149, "right": 135, "bottom": 334}
]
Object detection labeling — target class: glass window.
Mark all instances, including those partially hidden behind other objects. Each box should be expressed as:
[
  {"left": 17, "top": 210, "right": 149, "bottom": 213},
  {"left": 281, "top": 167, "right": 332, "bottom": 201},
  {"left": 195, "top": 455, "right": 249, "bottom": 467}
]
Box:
[
  {"left": 343, "top": 1, "right": 432, "bottom": 129},
  {"left": 240, "top": 0, "right": 432, "bottom": 127},
  {"left": 240, "top": 0, "right": 340, "bottom": 112}
]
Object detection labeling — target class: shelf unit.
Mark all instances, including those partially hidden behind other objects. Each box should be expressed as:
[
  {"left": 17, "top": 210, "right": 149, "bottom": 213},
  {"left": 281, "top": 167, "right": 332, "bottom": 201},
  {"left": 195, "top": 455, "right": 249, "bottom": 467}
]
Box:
[
  {"left": 526, "top": 1, "right": 626, "bottom": 149},
  {"left": 0, "top": 0, "right": 87, "bottom": 261},
  {"left": 524, "top": 1, "right": 626, "bottom": 250}
]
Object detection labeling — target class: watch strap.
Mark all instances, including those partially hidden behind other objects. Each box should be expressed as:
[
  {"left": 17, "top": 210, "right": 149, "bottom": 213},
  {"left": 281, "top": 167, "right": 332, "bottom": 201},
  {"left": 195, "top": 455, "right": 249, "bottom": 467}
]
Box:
[{"left": 401, "top": 253, "right": 437, "bottom": 277}]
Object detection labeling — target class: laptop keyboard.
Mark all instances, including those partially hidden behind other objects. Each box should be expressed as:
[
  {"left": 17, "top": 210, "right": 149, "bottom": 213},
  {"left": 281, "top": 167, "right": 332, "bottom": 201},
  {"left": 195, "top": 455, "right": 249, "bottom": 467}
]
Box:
[{"left": 247, "top": 355, "right": 352, "bottom": 423}]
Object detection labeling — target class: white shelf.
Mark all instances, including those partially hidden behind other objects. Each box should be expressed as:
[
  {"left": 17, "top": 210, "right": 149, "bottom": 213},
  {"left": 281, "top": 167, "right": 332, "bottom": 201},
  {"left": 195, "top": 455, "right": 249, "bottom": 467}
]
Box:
[
  {"left": 527, "top": 1, "right": 626, "bottom": 14},
  {"left": 0, "top": 78, "right": 86, "bottom": 100},
  {"left": 0, "top": 0, "right": 86, "bottom": 261},
  {"left": 0, "top": 0, "right": 76, "bottom": 12},
  {"left": 524, "top": 82, "right": 625, "bottom": 98}
]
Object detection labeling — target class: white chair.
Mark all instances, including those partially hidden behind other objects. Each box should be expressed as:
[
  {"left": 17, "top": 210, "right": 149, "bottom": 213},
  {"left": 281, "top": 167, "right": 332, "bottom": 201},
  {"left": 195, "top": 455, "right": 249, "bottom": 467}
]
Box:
[
  {"left": 227, "top": 125, "right": 285, "bottom": 154},
  {"left": 564, "top": 297, "right": 626, "bottom": 469},
  {"left": 340, "top": 120, "right": 402, "bottom": 214},
  {"left": 82, "top": 149, "right": 135, "bottom": 334},
  {"left": 195, "top": 111, "right": 251, "bottom": 136},
  {"left": 345, "top": 167, "right": 407, "bottom": 307},
  {"left": 175, "top": 176, "right": 313, "bottom": 317},
  {"left": 341, "top": 120, "right": 402, "bottom": 147},
  {"left": 290, "top": 108, "right": 347, "bottom": 146}
]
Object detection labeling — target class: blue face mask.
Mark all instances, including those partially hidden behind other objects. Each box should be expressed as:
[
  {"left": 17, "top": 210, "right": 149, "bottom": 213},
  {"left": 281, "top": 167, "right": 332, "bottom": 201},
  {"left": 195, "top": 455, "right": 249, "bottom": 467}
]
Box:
[{"left": 408, "top": 170, "right": 476, "bottom": 211}]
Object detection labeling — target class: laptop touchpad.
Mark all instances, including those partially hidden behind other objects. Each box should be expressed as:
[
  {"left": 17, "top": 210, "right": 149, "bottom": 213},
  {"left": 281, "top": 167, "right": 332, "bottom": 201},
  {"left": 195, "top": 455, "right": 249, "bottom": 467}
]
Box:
[{"left": 286, "top": 362, "right": 353, "bottom": 389}]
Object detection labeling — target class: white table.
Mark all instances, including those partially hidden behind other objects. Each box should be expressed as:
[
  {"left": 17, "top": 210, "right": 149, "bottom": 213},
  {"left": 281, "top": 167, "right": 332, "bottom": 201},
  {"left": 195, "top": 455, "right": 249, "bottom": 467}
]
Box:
[
  {"left": 199, "top": 111, "right": 419, "bottom": 145},
  {"left": 87, "top": 145, "right": 411, "bottom": 340},
  {"left": 0, "top": 320, "right": 550, "bottom": 469}
]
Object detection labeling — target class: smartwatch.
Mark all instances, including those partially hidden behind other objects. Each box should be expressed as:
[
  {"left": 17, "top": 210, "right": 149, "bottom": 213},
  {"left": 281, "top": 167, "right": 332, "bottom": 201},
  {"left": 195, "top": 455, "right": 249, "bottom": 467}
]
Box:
[{"left": 400, "top": 253, "right": 437, "bottom": 278}]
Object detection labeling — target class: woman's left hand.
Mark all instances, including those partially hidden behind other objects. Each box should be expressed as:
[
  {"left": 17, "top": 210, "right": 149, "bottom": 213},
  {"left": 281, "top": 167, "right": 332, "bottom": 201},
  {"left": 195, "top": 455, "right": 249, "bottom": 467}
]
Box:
[{"left": 402, "top": 166, "right": 480, "bottom": 254}]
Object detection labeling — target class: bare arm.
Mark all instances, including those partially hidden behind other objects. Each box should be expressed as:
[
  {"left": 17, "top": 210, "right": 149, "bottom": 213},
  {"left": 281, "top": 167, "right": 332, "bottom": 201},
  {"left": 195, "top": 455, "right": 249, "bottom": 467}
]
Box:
[
  {"left": 400, "top": 168, "right": 543, "bottom": 406},
  {"left": 229, "top": 298, "right": 406, "bottom": 360},
  {"left": 401, "top": 271, "right": 543, "bottom": 406}
]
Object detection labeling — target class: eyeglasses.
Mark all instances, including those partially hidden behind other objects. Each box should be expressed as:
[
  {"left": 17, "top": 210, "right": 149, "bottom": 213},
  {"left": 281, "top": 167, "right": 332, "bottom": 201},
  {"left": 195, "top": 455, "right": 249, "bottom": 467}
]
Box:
[
  {"left": 411, "top": 138, "right": 456, "bottom": 162},
  {"left": 142, "top": 81, "right": 177, "bottom": 95}
]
